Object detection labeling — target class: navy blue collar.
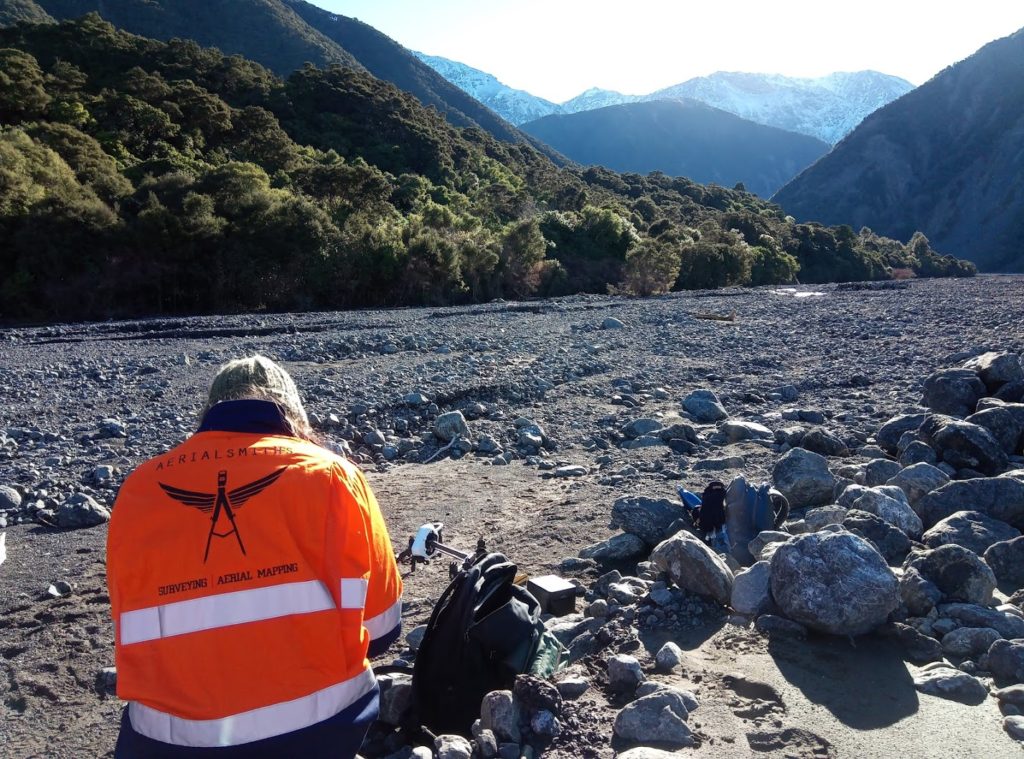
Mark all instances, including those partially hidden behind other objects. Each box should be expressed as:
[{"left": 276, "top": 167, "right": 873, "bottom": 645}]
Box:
[{"left": 198, "top": 400, "right": 295, "bottom": 436}]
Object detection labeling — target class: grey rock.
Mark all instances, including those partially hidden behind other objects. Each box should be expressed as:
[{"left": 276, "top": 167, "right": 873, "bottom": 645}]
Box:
[
  {"left": 613, "top": 692, "right": 694, "bottom": 748},
  {"left": 435, "top": 734, "right": 473, "bottom": 759},
  {"left": 0, "top": 484, "right": 22, "bottom": 512},
  {"left": 406, "top": 624, "right": 427, "bottom": 653},
  {"left": 892, "top": 622, "right": 943, "bottom": 663},
  {"left": 942, "top": 627, "right": 1002, "bottom": 658},
  {"left": 720, "top": 420, "right": 773, "bottom": 443},
  {"left": 634, "top": 682, "right": 699, "bottom": 712},
  {"left": 579, "top": 532, "right": 647, "bottom": 563},
  {"left": 922, "top": 368, "right": 985, "bottom": 417},
  {"left": 997, "top": 684, "right": 1024, "bottom": 705},
  {"left": 611, "top": 496, "right": 688, "bottom": 546},
  {"left": 853, "top": 488, "right": 923, "bottom": 539},
  {"left": 748, "top": 530, "right": 790, "bottom": 560},
  {"left": 1004, "top": 715, "right": 1024, "bottom": 742},
  {"left": 843, "top": 509, "right": 911, "bottom": 563},
  {"left": 967, "top": 407, "right": 1023, "bottom": 456},
  {"left": 434, "top": 411, "right": 469, "bottom": 442},
  {"left": 801, "top": 428, "right": 850, "bottom": 457},
  {"left": 864, "top": 458, "right": 902, "bottom": 487},
  {"left": 650, "top": 531, "right": 734, "bottom": 605},
  {"left": 964, "top": 351, "right": 1024, "bottom": 392},
  {"left": 906, "top": 545, "right": 996, "bottom": 605},
  {"left": 377, "top": 673, "right": 413, "bottom": 726},
  {"left": 731, "top": 561, "right": 772, "bottom": 615},
  {"left": 938, "top": 603, "right": 1024, "bottom": 639},
  {"left": 770, "top": 532, "right": 899, "bottom": 636},
  {"left": 989, "top": 639, "right": 1024, "bottom": 683},
  {"left": 923, "top": 511, "right": 1020, "bottom": 555},
  {"left": 615, "top": 748, "right": 684, "bottom": 759},
  {"left": 553, "top": 465, "right": 587, "bottom": 478},
  {"left": 474, "top": 728, "right": 498, "bottom": 758},
  {"left": 622, "top": 418, "right": 663, "bottom": 439},
  {"left": 918, "top": 477, "right": 1024, "bottom": 531},
  {"left": 754, "top": 614, "right": 808, "bottom": 638},
  {"left": 886, "top": 462, "right": 950, "bottom": 507},
  {"left": 921, "top": 415, "right": 1008, "bottom": 476},
  {"left": 899, "top": 440, "right": 938, "bottom": 467},
  {"left": 985, "top": 537, "right": 1024, "bottom": 586},
  {"left": 772, "top": 447, "right": 836, "bottom": 508},
  {"left": 654, "top": 641, "right": 686, "bottom": 672},
  {"left": 602, "top": 317, "right": 626, "bottom": 329},
  {"left": 913, "top": 668, "right": 988, "bottom": 704},
  {"left": 900, "top": 566, "right": 943, "bottom": 616},
  {"left": 682, "top": 389, "right": 727, "bottom": 423},
  {"left": 607, "top": 653, "right": 645, "bottom": 692},
  {"left": 480, "top": 690, "right": 520, "bottom": 742},
  {"left": 555, "top": 676, "right": 589, "bottom": 700},
  {"left": 877, "top": 414, "right": 928, "bottom": 455},
  {"left": 56, "top": 493, "right": 110, "bottom": 529},
  {"left": 530, "top": 709, "right": 560, "bottom": 737}
]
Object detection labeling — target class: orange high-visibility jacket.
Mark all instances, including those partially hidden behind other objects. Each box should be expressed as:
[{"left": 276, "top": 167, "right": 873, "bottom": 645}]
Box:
[{"left": 107, "top": 400, "right": 402, "bottom": 748}]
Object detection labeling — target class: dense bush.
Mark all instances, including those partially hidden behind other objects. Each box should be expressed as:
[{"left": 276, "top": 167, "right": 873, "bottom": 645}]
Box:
[{"left": 0, "top": 16, "right": 975, "bottom": 322}]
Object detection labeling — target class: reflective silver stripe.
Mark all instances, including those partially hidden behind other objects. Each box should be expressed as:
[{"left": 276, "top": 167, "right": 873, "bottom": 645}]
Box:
[
  {"left": 339, "top": 578, "right": 368, "bottom": 610},
  {"left": 365, "top": 599, "right": 402, "bottom": 640},
  {"left": 128, "top": 667, "right": 376, "bottom": 747},
  {"left": 119, "top": 580, "right": 335, "bottom": 645}
]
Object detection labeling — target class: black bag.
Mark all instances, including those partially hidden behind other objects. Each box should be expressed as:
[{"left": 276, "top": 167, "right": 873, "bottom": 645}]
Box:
[
  {"left": 409, "top": 552, "right": 546, "bottom": 736},
  {"left": 698, "top": 480, "right": 728, "bottom": 533}
]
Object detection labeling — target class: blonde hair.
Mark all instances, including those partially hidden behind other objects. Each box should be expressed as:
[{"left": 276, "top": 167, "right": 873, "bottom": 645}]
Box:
[{"left": 204, "top": 355, "right": 313, "bottom": 439}]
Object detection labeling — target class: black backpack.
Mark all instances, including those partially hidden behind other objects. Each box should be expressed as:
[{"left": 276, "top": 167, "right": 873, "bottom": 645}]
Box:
[
  {"left": 699, "top": 480, "right": 728, "bottom": 532},
  {"left": 408, "top": 552, "right": 546, "bottom": 736}
]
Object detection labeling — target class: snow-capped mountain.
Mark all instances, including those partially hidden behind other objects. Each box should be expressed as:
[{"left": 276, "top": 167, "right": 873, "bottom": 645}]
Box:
[
  {"left": 560, "top": 87, "right": 639, "bottom": 114},
  {"left": 414, "top": 52, "right": 914, "bottom": 143},
  {"left": 648, "top": 71, "right": 914, "bottom": 143},
  {"left": 412, "top": 52, "right": 562, "bottom": 125}
]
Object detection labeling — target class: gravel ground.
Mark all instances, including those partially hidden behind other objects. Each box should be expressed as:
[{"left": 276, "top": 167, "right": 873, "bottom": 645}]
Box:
[{"left": 2, "top": 275, "right": 1023, "bottom": 758}]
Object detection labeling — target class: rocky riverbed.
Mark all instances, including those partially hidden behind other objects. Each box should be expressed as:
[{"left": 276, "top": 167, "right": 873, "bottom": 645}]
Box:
[{"left": 2, "top": 276, "right": 1024, "bottom": 758}]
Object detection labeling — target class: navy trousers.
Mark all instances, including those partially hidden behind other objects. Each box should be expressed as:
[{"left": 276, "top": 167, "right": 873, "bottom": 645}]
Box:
[{"left": 114, "top": 686, "right": 378, "bottom": 759}]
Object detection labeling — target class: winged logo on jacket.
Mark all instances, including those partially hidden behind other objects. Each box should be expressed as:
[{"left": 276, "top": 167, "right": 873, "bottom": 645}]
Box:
[{"left": 159, "top": 468, "right": 287, "bottom": 562}]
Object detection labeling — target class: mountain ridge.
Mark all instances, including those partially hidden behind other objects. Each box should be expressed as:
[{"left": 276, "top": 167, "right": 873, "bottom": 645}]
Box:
[
  {"left": 521, "top": 99, "right": 830, "bottom": 198},
  {"left": 772, "top": 27, "right": 1024, "bottom": 272}
]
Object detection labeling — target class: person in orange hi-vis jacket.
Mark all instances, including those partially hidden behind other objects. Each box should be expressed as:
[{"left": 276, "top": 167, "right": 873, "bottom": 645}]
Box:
[{"left": 107, "top": 355, "right": 403, "bottom": 758}]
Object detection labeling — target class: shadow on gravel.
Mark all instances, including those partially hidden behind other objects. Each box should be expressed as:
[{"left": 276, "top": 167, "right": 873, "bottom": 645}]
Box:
[
  {"left": 637, "top": 620, "right": 727, "bottom": 657},
  {"left": 768, "top": 633, "right": 918, "bottom": 729}
]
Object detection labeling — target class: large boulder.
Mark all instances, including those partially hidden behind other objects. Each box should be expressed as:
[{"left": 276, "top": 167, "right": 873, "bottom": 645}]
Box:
[
  {"left": 964, "top": 351, "right": 1024, "bottom": 393},
  {"left": 853, "top": 489, "right": 923, "bottom": 540},
  {"left": 801, "top": 428, "right": 849, "bottom": 457},
  {"left": 622, "top": 418, "right": 663, "bottom": 439},
  {"left": 917, "top": 477, "right": 1024, "bottom": 530},
  {"left": 922, "top": 511, "right": 1020, "bottom": 555},
  {"left": 941, "top": 627, "right": 1002, "bottom": 658},
  {"left": 989, "top": 639, "right": 1024, "bottom": 684},
  {"left": 876, "top": 414, "right": 928, "bottom": 455},
  {"left": 650, "top": 532, "right": 734, "bottom": 605},
  {"left": 863, "top": 458, "right": 902, "bottom": 487},
  {"left": 919, "top": 415, "right": 1008, "bottom": 476},
  {"left": 434, "top": 411, "right": 470, "bottom": 442},
  {"left": 579, "top": 532, "right": 647, "bottom": 563},
  {"left": 921, "top": 368, "right": 985, "bottom": 417},
  {"left": 905, "top": 545, "right": 996, "bottom": 605},
  {"left": 613, "top": 691, "right": 694, "bottom": 748},
  {"left": 682, "top": 390, "right": 727, "bottom": 423},
  {"left": 770, "top": 532, "right": 899, "bottom": 636},
  {"left": 843, "top": 509, "right": 911, "bottom": 563},
  {"left": 772, "top": 448, "right": 836, "bottom": 508},
  {"left": 984, "top": 537, "right": 1024, "bottom": 587},
  {"left": 966, "top": 407, "right": 1023, "bottom": 456},
  {"left": 720, "top": 420, "right": 773, "bottom": 443},
  {"left": 731, "top": 561, "right": 772, "bottom": 615},
  {"left": 886, "top": 462, "right": 950, "bottom": 507},
  {"left": 913, "top": 668, "right": 987, "bottom": 704},
  {"left": 610, "top": 496, "right": 688, "bottom": 546},
  {"left": 56, "top": 493, "right": 110, "bottom": 529}
]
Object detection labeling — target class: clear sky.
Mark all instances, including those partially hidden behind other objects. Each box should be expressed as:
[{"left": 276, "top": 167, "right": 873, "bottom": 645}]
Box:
[{"left": 317, "top": 1, "right": 1024, "bottom": 103}]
